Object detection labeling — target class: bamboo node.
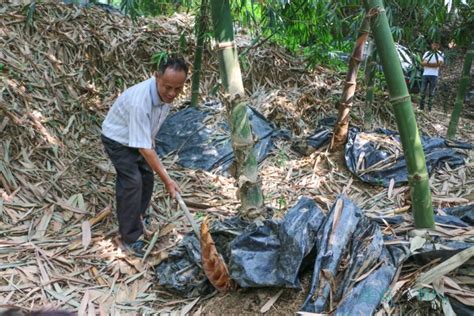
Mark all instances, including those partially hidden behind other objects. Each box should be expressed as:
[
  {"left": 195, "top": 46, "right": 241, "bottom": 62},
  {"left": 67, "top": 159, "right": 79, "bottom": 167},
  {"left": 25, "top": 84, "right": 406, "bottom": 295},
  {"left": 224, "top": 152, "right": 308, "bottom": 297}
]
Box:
[
  {"left": 217, "top": 40, "right": 236, "bottom": 50},
  {"left": 390, "top": 94, "right": 411, "bottom": 106},
  {"left": 367, "top": 7, "right": 385, "bottom": 18},
  {"left": 408, "top": 172, "right": 429, "bottom": 182}
]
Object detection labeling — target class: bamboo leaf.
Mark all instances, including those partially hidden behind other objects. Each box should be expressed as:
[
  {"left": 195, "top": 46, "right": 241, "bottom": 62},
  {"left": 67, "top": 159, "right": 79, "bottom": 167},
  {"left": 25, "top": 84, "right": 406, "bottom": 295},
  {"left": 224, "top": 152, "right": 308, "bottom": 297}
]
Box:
[
  {"left": 260, "top": 289, "right": 284, "bottom": 313},
  {"left": 78, "top": 290, "right": 90, "bottom": 316},
  {"left": 414, "top": 247, "right": 474, "bottom": 289},
  {"left": 180, "top": 297, "right": 200, "bottom": 316},
  {"left": 81, "top": 221, "right": 91, "bottom": 250},
  {"left": 409, "top": 236, "right": 426, "bottom": 253},
  {"left": 32, "top": 205, "right": 54, "bottom": 240}
]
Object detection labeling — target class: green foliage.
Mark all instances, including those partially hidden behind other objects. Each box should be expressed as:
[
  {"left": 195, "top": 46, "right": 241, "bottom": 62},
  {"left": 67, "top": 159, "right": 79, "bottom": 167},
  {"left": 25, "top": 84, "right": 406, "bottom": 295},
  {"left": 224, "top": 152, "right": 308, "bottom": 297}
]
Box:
[
  {"left": 106, "top": 0, "right": 471, "bottom": 66},
  {"left": 23, "top": 1, "right": 36, "bottom": 29},
  {"left": 120, "top": 0, "right": 139, "bottom": 21},
  {"left": 119, "top": 0, "right": 192, "bottom": 19},
  {"left": 178, "top": 31, "right": 188, "bottom": 54},
  {"left": 195, "top": 211, "right": 206, "bottom": 220},
  {"left": 276, "top": 148, "right": 288, "bottom": 167},
  {"left": 231, "top": 1, "right": 367, "bottom": 68},
  {"left": 151, "top": 51, "right": 169, "bottom": 71},
  {"left": 239, "top": 54, "right": 250, "bottom": 73},
  {"left": 384, "top": 0, "right": 473, "bottom": 50},
  {"left": 277, "top": 194, "right": 287, "bottom": 211}
]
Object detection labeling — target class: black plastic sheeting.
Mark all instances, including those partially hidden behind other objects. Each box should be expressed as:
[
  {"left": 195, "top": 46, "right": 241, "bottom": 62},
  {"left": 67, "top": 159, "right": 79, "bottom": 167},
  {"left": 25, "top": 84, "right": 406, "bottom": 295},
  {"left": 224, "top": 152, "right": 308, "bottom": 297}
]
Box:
[
  {"left": 155, "top": 197, "right": 325, "bottom": 296},
  {"left": 301, "top": 196, "right": 398, "bottom": 313},
  {"left": 155, "top": 199, "right": 474, "bottom": 314},
  {"left": 371, "top": 209, "right": 474, "bottom": 228},
  {"left": 297, "top": 127, "right": 472, "bottom": 187},
  {"left": 229, "top": 197, "right": 325, "bottom": 288},
  {"left": 158, "top": 106, "right": 471, "bottom": 187},
  {"left": 442, "top": 204, "right": 474, "bottom": 226},
  {"left": 345, "top": 128, "right": 472, "bottom": 187},
  {"left": 155, "top": 102, "right": 286, "bottom": 173},
  {"left": 155, "top": 234, "right": 210, "bottom": 297},
  {"left": 334, "top": 261, "right": 396, "bottom": 315},
  {"left": 155, "top": 217, "right": 249, "bottom": 297},
  {"left": 291, "top": 128, "right": 332, "bottom": 156}
]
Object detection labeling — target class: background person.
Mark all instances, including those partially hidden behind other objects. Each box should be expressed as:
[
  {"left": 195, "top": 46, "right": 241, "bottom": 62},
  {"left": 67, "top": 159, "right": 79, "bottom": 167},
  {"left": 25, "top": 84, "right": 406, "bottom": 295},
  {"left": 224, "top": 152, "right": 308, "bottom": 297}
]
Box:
[{"left": 419, "top": 42, "right": 444, "bottom": 111}]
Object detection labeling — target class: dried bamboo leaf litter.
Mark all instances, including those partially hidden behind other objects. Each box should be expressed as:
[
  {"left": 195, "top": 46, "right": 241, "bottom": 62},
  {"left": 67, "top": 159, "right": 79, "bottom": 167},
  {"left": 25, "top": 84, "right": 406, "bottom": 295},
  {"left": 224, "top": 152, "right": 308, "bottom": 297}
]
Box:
[{"left": 1, "top": 2, "right": 473, "bottom": 314}]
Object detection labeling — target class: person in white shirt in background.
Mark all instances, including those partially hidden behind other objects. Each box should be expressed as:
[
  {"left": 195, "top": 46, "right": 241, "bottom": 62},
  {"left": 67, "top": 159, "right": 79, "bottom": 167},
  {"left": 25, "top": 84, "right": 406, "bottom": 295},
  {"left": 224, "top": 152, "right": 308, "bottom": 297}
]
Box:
[
  {"left": 419, "top": 42, "right": 444, "bottom": 112},
  {"left": 101, "top": 56, "right": 188, "bottom": 257}
]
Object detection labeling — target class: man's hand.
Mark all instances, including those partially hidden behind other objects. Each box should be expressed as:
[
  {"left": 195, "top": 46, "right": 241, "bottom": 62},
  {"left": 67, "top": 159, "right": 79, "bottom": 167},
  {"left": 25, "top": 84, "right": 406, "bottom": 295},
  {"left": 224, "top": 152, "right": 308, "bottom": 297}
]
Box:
[
  {"left": 164, "top": 179, "right": 181, "bottom": 198},
  {"left": 139, "top": 148, "right": 180, "bottom": 197},
  {"left": 422, "top": 61, "right": 443, "bottom": 67}
]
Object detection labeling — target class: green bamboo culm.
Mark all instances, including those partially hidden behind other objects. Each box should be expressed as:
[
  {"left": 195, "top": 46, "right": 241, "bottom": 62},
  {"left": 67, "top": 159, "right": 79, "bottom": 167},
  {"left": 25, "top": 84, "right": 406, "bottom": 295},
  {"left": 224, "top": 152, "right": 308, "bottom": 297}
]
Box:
[
  {"left": 209, "top": 0, "right": 244, "bottom": 95},
  {"left": 230, "top": 102, "right": 264, "bottom": 213},
  {"left": 364, "top": 0, "right": 434, "bottom": 228},
  {"left": 447, "top": 41, "right": 474, "bottom": 139},
  {"left": 190, "top": 0, "right": 208, "bottom": 107},
  {"left": 209, "top": 0, "right": 264, "bottom": 218}
]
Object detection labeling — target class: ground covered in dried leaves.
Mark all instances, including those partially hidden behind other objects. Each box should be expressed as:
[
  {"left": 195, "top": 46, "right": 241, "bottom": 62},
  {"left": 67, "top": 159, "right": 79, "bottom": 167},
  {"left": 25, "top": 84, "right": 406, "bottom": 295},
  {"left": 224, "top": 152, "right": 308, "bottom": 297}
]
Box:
[{"left": 1, "top": 2, "right": 473, "bottom": 315}]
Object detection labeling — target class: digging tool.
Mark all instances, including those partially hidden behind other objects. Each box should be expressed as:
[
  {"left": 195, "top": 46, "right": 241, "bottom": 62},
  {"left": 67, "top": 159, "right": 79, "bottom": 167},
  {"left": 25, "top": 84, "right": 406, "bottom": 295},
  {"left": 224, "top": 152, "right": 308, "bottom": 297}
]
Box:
[{"left": 175, "top": 192, "right": 200, "bottom": 238}]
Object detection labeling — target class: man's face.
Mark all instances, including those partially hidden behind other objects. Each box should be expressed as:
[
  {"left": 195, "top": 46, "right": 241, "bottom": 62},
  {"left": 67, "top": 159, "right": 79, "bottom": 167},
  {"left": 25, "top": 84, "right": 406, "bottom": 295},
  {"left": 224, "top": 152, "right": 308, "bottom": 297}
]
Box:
[
  {"left": 431, "top": 43, "right": 440, "bottom": 50},
  {"left": 156, "top": 68, "right": 187, "bottom": 103}
]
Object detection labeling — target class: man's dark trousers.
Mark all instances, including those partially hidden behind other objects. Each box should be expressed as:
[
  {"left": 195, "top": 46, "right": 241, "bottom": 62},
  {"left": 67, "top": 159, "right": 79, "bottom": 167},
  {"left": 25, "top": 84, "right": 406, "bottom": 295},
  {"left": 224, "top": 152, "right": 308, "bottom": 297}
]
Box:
[
  {"left": 101, "top": 135, "right": 154, "bottom": 243},
  {"left": 419, "top": 75, "right": 438, "bottom": 111}
]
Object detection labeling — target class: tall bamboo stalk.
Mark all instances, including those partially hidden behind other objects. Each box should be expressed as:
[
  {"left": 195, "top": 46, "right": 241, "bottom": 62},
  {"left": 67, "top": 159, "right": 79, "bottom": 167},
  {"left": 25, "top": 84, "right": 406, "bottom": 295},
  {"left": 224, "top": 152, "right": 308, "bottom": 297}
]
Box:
[
  {"left": 209, "top": 0, "right": 264, "bottom": 217},
  {"left": 364, "top": 0, "right": 434, "bottom": 228},
  {"left": 190, "top": 0, "right": 208, "bottom": 107},
  {"left": 209, "top": 0, "right": 244, "bottom": 95},
  {"left": 447, "top": 41, "right": 474, "bottom": 139},
  {"left": 330, "top": 16, "right": 370, "bottom": 151}
]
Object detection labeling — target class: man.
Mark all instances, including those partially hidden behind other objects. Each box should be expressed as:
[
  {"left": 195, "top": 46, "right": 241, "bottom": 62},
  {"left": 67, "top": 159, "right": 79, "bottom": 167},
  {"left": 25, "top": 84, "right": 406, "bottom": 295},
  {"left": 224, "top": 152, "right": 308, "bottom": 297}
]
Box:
[
  {"left": 419, "top": 42, "right": 444, "bottom": 111},
  {"left": 101, "top": 56, "right": 188, "bottom": 257}
]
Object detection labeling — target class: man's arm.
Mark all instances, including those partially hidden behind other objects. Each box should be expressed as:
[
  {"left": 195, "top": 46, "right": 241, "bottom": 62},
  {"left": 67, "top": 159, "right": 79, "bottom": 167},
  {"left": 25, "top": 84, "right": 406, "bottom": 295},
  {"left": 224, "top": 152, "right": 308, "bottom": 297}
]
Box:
[
  {"left": 139, "top": 148, "right": 181, "bottom": 198},
  {"left": 422, "top": 52, "right": 443, "bottom": 67},
  {"left": 422, "top": 60, "right": 443, "bottom": 67}
]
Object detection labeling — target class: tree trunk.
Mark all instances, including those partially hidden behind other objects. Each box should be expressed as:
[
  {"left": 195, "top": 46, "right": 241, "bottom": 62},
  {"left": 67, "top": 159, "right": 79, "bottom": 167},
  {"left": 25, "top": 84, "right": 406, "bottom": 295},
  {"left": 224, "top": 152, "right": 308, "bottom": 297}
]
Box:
[
  {"left": 190, "top": 0, "right": 208, "bottom": 107},
  {"left": 447, "top": 41, "right": 473, "bottom": 139},
  {"left": 364, "top": 0, "right": 434, "bottom": 229},
  {"left": 330, "top": 16, "right": 370, "bottom": 151},
  {"left": 209, "top": 0, "right": 264, "bottom": 218}
]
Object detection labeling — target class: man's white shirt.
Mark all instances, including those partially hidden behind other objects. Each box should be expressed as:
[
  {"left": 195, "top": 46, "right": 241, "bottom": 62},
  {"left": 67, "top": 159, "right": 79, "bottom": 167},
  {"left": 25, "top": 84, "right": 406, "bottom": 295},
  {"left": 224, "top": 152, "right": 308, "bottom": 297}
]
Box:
[
  {"left": 102, "top": 77, "right": 170, "bottom": 149},
  {"left": 422, "top": 50, "right": 444, "bottom": 76}
]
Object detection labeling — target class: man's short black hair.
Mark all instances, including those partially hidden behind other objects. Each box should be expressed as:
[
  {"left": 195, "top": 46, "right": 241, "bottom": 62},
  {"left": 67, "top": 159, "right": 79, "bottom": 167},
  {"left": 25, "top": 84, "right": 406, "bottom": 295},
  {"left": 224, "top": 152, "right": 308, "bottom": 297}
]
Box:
[{"left": 158, "top": 55, "right": 188, "bottom": 76}]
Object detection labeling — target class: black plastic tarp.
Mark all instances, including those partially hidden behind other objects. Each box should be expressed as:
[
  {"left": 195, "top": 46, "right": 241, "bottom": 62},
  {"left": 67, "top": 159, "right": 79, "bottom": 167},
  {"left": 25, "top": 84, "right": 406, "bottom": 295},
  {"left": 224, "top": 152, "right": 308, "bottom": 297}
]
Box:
[
  {"left": 155, "top": 199, "right": 473, "bottom": 314},
  {"left": 229, "top": 197, "right": 326, "bottom": 288},
  {"left": 334, "top": 262, "right": 396, "bottom": 315},
  {"left": 155, "top": 217, "right": 249, "bottom": 297},
  {"left": 301, "top": 196, "right": 398, "bottom": 313},
  {"left": 297, "top": 127, "right": 471, "bottom": 187},
  {"left": 442, "top": 204, "right": 474, "bottom": 226},
  {"left": 155, "top": 102, "right": 278, "bottom": 172},
  {"left": 158, "top": 107, "right": 471, "bottom": 187},
  {"left": 155, "top": 197, "right": 324, "bottom": 296},
  {"left": 345, "top": 128, "right": 472, "bottom": 187}
]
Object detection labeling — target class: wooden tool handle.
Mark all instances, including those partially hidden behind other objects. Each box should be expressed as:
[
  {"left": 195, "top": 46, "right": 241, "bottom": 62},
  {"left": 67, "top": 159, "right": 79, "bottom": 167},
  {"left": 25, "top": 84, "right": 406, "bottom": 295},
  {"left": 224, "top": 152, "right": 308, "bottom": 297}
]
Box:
[{"left": 175, "top": 192, "right": 201, "bottom": 237}]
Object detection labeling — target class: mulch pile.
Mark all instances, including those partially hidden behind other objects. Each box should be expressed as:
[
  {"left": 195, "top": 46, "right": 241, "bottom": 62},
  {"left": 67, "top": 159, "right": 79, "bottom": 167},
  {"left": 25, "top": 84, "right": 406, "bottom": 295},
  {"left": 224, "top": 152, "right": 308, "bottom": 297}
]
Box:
[{"left": 0, "top": 2, "right": 472, "bottom": 314}]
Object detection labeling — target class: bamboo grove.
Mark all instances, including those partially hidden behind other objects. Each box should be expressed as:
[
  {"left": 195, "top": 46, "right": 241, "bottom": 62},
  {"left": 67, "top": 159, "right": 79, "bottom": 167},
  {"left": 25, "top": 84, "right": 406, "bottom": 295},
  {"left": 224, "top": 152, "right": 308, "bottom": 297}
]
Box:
[{"left": 111, "top": 0, "right": 471, "bottom": 224}]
